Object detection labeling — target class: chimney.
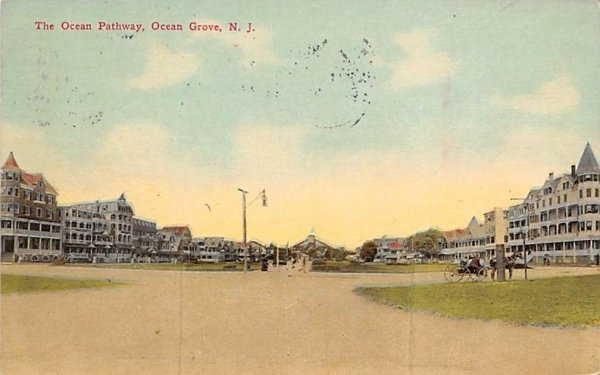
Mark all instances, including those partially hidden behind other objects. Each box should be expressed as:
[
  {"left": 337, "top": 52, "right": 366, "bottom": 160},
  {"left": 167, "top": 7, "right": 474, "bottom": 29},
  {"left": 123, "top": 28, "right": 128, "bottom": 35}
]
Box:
[
  {"left": 549, "top": 172, "right": 554, "bottom": 180},
  {"left": 571, "top": 165, "right": 576, "bottom": 176}
]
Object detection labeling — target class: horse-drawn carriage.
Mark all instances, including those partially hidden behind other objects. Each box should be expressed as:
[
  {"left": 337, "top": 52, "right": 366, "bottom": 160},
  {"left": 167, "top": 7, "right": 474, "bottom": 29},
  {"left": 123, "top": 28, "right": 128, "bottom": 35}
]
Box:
[
  {"left": 444, "top": 251, "right": 530, "bottom": 283},
  {"left": 443, "top": 258, "right": 488, "bottom": 282},
  {"left": 444, "top": 261, "right": 488, "bottom": 283}
]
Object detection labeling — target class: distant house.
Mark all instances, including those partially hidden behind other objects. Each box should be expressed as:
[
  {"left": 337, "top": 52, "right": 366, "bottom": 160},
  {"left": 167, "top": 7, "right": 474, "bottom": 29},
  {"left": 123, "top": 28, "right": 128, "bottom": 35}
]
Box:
[
  {"left": 373, "top": 237, "right": 408, "bottom": 263},
  {"left": 291, "top": 230, "right": 337, "bottom": 258},
  {"left": 159, "top": 226, "right": 192, "bottom": 253}
]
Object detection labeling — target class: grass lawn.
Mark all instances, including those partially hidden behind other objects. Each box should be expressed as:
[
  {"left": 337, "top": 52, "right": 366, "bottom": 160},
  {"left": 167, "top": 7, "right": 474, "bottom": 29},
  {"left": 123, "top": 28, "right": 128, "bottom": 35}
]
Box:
[
  {"left": 356, "top": 274, "right": 600, "bottom": 327},
  {"left": 1, "top": 274, "right": 121, "bottom": 295},
  {"left": 311, "top": 261, "right": 447, "bottom": 273}
]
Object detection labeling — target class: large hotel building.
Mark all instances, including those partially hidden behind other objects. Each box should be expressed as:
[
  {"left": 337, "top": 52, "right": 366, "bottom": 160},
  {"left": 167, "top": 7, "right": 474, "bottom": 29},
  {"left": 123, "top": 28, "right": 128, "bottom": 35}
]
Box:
[
  {"left": 507, "top": 143, "right": 600, "bottom": 264},
  {"left": 0, "top": 153, "right": 62, "bottom": 261}
]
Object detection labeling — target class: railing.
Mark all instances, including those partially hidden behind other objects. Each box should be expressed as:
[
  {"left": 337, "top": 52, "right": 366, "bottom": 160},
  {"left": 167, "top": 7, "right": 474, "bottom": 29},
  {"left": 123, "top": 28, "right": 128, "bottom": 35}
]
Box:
[{"left": 10, "top": 229, "right": 62, "bottom": 238}]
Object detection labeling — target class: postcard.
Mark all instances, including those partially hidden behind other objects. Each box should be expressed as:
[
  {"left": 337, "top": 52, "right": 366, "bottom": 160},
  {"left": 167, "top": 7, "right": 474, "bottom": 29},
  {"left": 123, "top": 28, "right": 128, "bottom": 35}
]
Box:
[{"left": 1, "top": 1, "right": 599, "bottom": 374}]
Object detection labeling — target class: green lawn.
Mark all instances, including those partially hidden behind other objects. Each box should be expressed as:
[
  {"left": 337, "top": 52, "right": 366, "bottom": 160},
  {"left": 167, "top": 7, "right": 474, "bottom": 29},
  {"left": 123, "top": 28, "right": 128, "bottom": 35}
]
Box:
[
  {"left": 1, "top": 274, "right": 121, "bottom": 295},
  {"left": 311, "top": 261, "right": 447, "bottom": 273},
  {"left": 356, "top": 274, "right": 600, "bottom": 327}
]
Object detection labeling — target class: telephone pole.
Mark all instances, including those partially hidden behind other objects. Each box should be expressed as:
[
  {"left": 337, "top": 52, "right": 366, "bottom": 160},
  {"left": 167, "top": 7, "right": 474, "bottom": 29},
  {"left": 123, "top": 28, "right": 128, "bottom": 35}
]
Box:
[{"left": 238, "top": 188, "right": 248, "bottom": 273}]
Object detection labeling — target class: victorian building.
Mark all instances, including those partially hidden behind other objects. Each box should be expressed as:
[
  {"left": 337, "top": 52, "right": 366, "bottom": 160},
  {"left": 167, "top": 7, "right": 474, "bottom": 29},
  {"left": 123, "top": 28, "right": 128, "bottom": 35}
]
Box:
[
  {"left": 0, "top": 152, "right": 62, "bottom": 261},
  {"left": 507, "top": 143, "right": 600, "bottom": 264},
  {"left": 132, "top": 217, "right": 160, "bottom": 253},
  {"left": 439, "top": 207, "right": 508, "bottom": 262},
  {"left": 61, "top": 194, "right": 134, "bottom": 263},
  {"left": 372, "top": 237, "right": 409, "bottom": 263},
  {"left": 158, "top": 226, "right": 192, "bottom": 253}
]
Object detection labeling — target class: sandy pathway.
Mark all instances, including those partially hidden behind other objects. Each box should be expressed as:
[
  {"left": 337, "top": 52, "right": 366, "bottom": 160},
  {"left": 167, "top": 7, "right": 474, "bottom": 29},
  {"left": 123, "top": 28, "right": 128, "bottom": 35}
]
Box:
[{"left": 1, "top": 264, "right": 599, "bottom": 375}]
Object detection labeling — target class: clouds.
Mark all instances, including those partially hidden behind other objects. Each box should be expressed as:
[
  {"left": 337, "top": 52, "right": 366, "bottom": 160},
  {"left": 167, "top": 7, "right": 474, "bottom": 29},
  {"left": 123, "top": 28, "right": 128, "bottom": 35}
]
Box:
[
  {"left": 388, "top": 30, "right": 458, "bottom": 89},
  {"left": 184, "top": 22, "right": 281, "bottom": 66},
  {"left": 129, "top": 41, "right": 199, "bottom": 90},
  {"left": 492, "top": 75, "right": 580, "bottom": 115},
  {"left": 232, "top": 124, "right": 308, "bottom": 179}
]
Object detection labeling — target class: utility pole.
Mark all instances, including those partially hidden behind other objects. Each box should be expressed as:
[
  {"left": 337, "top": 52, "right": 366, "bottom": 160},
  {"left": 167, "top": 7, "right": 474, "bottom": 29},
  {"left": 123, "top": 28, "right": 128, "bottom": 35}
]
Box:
[
  {"left": 494, "top": 207, "right": 506, "bottom": 282},
  {"left": 523, "top": 203, "right": 528, "bottom": 280},
  {"left": 238, "top": 188, "right": 248, "bottom": 273},
  {"left": 511, "top": 198, "right": 528, "bottom": 280},
  {"left": 238, "top": 188, "right": 267, "bottom": 273}
]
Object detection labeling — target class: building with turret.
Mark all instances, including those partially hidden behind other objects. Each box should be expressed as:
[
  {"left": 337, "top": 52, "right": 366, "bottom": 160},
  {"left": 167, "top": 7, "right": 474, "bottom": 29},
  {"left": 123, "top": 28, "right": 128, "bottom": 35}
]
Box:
[
  {"left": 507, "top": 143, "right": 600, "bottom": 264},
  {"left": 0, "top": 152, "right": 62, "bottom": 261},
  {"left": 60, "top": 194, "right": 134, "bottom": 263}
]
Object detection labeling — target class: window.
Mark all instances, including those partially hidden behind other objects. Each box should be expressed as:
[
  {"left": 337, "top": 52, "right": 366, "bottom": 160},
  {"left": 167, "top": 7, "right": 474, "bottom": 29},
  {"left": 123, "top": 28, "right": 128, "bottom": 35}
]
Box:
[
  {"left": 564, "top": 194, "right": 567, "bottom": 203},
  {"left": 549, "top": 198, "right": 553, "bottom": 206},
  {"left": 47, "top": 209, "right": 53, "bottom": 219},
  {"left": 587, "top": 188, "right": 592, "bottom": 198},
  {"left": 596, "top": 189, "right": 599, "bottom": 198},
  {"left": 36, "top": 208, "right": 42, "bottom": 217},
  {"left": 580, "top": 190, "right": 583, "bottom": 199},
  {"left": 557, "top": 196, "right": 561, "bottom": 204},
  {"left": 25, "top": 206, "right": 30, "bottom": 215}
]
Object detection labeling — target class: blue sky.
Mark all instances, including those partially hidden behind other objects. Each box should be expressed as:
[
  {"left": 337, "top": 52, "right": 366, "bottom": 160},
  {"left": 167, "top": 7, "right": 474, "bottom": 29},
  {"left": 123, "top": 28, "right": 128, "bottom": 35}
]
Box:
[{"left": 1, "top": 0, "right": 599, "bottom": 247}]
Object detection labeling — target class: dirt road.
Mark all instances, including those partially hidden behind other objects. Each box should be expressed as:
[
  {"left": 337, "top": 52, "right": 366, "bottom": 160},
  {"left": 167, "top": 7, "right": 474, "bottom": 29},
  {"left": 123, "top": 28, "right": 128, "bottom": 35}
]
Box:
[{"left": 1, "top": 264, "right": 599, "bottom": 375}]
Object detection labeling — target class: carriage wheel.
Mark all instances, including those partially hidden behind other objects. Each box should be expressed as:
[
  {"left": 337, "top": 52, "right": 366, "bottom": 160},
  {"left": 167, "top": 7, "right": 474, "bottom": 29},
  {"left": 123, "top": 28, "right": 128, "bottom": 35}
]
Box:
[
  {"left": 444, "top": 264, "right": 464, "bottom": 283},
  {"left": 474, "top": 267, "right": 487, "bottom": 282}
]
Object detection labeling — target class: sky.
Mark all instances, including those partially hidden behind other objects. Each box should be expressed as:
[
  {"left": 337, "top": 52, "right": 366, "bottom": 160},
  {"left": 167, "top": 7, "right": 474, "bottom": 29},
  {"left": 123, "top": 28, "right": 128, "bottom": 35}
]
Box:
[{"left": 1, "top": 0, "right": 599, "bottom": 249}]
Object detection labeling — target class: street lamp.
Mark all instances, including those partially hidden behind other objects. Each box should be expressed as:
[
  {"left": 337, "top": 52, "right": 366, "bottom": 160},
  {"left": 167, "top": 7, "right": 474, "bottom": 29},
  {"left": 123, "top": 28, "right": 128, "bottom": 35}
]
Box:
[
  {"left": 238, "top": 188, "right": 267, "bottom": 273},
  {"left": 238, "top": 188, "right": 248, "bottom": 273}
]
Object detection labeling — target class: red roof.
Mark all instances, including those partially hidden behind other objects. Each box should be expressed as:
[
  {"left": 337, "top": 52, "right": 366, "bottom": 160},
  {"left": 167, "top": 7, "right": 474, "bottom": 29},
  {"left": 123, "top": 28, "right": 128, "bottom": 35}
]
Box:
[
  {"left": 162, "top": 226, "right": 191, "bottom": 235},
  {"left": 2, "top": 153, "right": 57, "bottom": 195},
  {"left": 443, "top": 228, "right": 468, "bottom": 241},
  {"left": 2, "top": 152, "right": 21, "bottom": 170}
]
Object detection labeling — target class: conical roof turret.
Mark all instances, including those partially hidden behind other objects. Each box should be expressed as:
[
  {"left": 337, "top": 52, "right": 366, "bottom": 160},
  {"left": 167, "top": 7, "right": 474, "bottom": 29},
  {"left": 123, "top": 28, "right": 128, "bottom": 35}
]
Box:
[
  {"left": 576, "top": 143, "right": 600, "bottom": 175},
  {"left": 2, "top": 152, "right": 21, "bottom": 171}
]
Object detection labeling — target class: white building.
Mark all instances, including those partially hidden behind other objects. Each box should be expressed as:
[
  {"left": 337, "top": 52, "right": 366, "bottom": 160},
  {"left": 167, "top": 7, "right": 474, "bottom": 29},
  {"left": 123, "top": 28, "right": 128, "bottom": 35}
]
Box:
[{"left": 508, "top": 143, "right": 600, "bottom": 265}]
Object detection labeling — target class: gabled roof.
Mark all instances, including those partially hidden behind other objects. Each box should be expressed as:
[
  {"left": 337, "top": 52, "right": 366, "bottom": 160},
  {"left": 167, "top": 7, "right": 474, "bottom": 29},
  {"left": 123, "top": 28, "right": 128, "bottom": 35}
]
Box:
[
  {"left": 2, "top": 152, "right": 20, "bottom": 170},
  {"left": 576, "top": 143, "right": 600, "bottom": 175},
  {"left": 443, "top": 228, "right": 469, "bottom": 242},
  {"left": 468, "top": 216, "right": 479, "bottom": 227},
  {"left": 2, "top": 153, "right": 57, "bottom": 194},
  {"left": 161, "top": 226, "right": 192, "bottom": 236},
  {"left": 25, "top": 174, "right": 57, "bottom": 195}
]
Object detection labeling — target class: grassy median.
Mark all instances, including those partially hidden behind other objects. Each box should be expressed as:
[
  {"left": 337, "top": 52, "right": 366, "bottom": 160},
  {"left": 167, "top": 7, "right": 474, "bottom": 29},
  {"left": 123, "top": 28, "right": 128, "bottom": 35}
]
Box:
[
  {"left": 311, "top": 262, "right": 447, "bottom": 273},
  {"left": 356, "top": 274, "right": 600, "bottom": 327},
  {"left": 1, "top": 274, "right": 121, "bottom": 295}
]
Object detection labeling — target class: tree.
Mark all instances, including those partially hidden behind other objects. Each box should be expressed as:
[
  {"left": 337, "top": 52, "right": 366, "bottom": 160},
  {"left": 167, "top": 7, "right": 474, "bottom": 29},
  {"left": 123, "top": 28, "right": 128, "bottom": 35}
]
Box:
[
  {"left": 410, "top": 228, "right": 444, "bottom": 258},
  {"left": 360, "top": 240, "right": 377, "bottom": 262}
]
